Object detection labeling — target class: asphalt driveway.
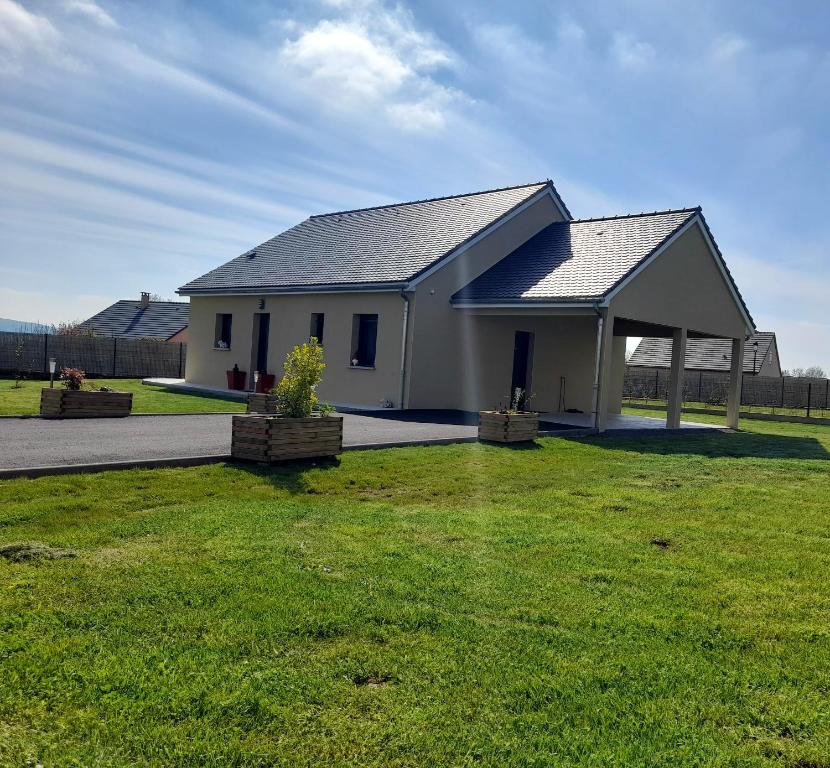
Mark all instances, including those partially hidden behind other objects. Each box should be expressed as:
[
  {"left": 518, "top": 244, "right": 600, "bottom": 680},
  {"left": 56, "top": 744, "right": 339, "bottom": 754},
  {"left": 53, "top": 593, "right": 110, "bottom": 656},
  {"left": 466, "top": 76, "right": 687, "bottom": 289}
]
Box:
[{"left": 0, "top": 413, "right": 481, "bottom": 472}]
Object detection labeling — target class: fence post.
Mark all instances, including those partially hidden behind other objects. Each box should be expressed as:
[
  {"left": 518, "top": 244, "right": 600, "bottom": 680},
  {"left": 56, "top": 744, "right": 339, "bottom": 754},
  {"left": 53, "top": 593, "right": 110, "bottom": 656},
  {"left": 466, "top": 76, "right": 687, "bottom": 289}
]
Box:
[
  {"left": 825, "top": 378, "right": 829, "bottom": 410},
  {"left": 698, "top": 371, "right": 703, "bottom": 403},
  {"left": 654, "top": 369, "right": 659, "bottom": 400},
  {"left": 807, "top": 381, "right": 812, "bottom": 418},
  {"left": 178, "top": 343, "right": 183, "bottom": 379},
  {"left": 780, "top": 376, "right": 785, "bottom": 408},
  {"left": 112, "top": 337, "right": 118, "bottom": 377},
  {"left": 42, "top": 332, "right": 49, "bottom": 376}
]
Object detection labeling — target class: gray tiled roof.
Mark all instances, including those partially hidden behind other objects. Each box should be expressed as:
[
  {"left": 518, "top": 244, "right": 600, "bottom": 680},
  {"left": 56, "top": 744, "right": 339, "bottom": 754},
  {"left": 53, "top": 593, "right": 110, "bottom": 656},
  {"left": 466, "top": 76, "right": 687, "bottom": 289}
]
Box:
[
  {"left": 80, "top": 301, "right": 189, "bottom": 339},
  {"left": 452, "top": 209, "right": 699, "bottom": 303},
  {"left": 628, "top": 332, "right": 777, "bottom": 373},
  {"left": 178, "top": 182, "right": 558, "bottom": 294}
]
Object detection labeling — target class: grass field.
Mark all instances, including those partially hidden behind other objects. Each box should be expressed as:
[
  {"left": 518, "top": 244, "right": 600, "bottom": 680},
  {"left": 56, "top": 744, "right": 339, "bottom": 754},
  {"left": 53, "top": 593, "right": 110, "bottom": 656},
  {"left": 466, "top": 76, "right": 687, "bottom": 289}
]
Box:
[
  {"left": 1, "top": 420, "right": 829, "bottom": 766},
  {"left": 0, "top": 378, "right": 246, "bottom": 416}
]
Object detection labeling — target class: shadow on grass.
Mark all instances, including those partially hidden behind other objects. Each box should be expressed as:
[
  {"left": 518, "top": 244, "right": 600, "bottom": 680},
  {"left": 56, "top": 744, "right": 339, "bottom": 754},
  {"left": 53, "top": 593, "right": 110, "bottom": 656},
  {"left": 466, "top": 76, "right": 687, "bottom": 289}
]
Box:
[
  {"left": 479, "top": 440, "right": 543, "bottom": 450},
  {"left": 228, "top": 456, "right": 342, "bottom": 494},
  {"left": 568, "top": 430, "right": 829, "bottom": 460}
]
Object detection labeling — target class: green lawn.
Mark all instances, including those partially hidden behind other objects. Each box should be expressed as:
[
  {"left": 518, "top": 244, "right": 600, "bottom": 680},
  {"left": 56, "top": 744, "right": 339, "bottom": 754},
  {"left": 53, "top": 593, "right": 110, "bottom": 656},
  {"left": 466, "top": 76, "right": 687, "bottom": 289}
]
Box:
[
  {"left": 0, "top": 378, "right": 246, "bottom": 415},
  {"left": 1, "top": 421, "right": 829, "bottom": 766}
]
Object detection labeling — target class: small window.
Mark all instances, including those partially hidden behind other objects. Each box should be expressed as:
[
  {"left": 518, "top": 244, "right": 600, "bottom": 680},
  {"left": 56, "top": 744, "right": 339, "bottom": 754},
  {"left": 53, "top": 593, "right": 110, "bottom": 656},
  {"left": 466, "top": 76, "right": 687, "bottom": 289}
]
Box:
[
  {"left": 214, "top": 313, "right": 232, "bottom": 349},
  {"left": 310, "top": 312, "right": 325, "bottom": 345},
  {"left": 350, "top": 314, "right": 378, "bottom": 368}
]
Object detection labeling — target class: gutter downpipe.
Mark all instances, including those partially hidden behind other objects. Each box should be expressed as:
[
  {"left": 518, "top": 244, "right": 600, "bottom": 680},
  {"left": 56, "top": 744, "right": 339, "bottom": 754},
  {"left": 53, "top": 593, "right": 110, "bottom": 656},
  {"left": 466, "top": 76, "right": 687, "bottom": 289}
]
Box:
[
  {"left": 591, "top": 303, "right": 604, "bottom": 430},
  {"left": 399, "top": 289, "right": 411, "bottom": 410}
]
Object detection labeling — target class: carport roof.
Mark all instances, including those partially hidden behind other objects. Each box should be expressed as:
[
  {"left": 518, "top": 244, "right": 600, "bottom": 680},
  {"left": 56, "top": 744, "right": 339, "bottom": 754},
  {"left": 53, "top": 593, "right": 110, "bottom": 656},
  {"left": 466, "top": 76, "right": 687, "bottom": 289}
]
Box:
[{"left": 453, "top": 208, "right": 705, "bottom": 304}]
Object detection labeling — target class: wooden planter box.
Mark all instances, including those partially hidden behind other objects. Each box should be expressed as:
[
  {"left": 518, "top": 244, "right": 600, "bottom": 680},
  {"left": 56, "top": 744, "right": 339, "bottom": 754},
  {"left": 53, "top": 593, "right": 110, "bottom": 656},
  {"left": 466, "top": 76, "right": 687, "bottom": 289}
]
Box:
[
  {"left": 478, "top": 411, "right": 539, "bottom": 443},
  {"left": 40, "top": 388, "right": 133, "bottom": 419},
  {"left": 247, "top": 393, "right": 280, "bottom": 413},
  {"left": 231, "top": 414, "right": 343, "bottom": 462}
]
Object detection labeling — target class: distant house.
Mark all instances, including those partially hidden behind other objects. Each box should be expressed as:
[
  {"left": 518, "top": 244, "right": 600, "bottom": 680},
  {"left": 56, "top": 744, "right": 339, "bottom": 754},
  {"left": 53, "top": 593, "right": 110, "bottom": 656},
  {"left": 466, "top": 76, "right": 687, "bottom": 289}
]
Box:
[
  {"left": 80, "top": 293, "right": 190, "bottom": 342},
  {"left": 628, "top": 331, "right": 781, "bottom": 377}
]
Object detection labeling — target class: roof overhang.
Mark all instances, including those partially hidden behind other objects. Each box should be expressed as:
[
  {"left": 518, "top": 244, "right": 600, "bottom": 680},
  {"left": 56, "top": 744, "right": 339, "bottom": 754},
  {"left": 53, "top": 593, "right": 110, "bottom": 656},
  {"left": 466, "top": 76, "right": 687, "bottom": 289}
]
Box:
[{"left": 178, "top": 281, "right": 407, "bottom": 297}]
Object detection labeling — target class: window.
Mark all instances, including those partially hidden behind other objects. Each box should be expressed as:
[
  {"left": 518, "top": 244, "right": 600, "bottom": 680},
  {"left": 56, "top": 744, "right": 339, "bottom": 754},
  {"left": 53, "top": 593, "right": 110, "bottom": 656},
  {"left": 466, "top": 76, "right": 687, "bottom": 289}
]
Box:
[
  {"left": 214, "top": 313, "right": 232, "bottom": 349},
  {"left": 350, "top": 314, "right": 378, "bottom": 368},
  {"left": 310, "top": 312, "right": 325, "bottom": 344}
]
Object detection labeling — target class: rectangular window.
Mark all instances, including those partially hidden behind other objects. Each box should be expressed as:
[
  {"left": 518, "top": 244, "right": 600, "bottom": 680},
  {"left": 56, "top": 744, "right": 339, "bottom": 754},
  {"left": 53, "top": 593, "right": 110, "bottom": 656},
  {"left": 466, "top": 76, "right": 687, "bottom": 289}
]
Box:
[
  {"left": 350, "top": 314, "right": 378, "bottom": 368},
  {"left": 310, "top": 312, "right": 325, "bottom": 344},
  {"left": 214, "top": 313, "right": 232, "bottom": 349}
]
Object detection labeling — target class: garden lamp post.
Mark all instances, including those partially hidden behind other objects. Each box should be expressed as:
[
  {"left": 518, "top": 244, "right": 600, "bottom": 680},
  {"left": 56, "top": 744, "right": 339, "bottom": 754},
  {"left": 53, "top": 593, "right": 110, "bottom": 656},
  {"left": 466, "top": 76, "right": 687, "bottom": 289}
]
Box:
[
  {"left": 253, "top": 370, "right": 260, "bottom": 393},
  {"left": 752, "top": 340, "right": 758, "bottom": 374},
  {"left": 48, "top": 357, "right": 57, "bottom": 388}
]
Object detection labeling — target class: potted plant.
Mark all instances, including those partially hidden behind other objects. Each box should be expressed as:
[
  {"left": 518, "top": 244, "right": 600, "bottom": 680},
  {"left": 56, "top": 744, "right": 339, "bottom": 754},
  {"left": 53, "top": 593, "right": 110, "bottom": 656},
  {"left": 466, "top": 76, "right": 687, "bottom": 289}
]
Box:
[
  {"left": 478, "top": 387, "right": 539, "bottom": 443},
  {"left": 40, "top": 368, "right": 133, "bottom": 418},
  {"left": 226, "top": 363, "right": 247, "bottom": 391},
  {"left": 232, "top": 338, "right": 343, "bottom": 462}
]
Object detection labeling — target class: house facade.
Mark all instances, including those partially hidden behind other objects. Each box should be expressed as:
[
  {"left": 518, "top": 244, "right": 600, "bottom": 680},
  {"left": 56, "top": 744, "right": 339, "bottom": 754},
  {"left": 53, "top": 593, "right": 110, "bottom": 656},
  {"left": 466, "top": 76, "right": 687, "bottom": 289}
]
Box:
[{"left": 178, "top": 181, "right": 754, "bottom": 430}]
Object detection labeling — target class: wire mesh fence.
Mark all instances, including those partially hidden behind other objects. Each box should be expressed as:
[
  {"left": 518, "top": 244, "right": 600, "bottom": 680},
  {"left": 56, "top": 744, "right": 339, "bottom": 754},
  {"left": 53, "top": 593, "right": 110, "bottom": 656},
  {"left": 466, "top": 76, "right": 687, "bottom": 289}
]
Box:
[
  {"left": 0, "top": 331, "right": 186, "bottom": 379},
  {"left": 624, "top": 366, "right": 830, "bottom": 419}
]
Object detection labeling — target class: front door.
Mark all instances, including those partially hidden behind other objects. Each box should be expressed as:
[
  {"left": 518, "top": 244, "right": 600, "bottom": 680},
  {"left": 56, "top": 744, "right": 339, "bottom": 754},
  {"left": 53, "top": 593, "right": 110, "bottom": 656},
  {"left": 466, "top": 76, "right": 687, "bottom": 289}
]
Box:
[
  {"left": 251, "top": 313, "right": 270, "bottom": 387},
  {"left": 511, "top": 330, "right": 534, "bottom": 408}
]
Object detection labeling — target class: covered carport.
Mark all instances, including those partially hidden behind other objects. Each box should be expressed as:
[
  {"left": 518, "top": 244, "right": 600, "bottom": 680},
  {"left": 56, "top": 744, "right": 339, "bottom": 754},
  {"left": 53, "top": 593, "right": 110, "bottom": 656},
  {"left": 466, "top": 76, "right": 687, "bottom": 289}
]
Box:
[{"left": 452, "top": 206, "right": 755, "bottom": 431}]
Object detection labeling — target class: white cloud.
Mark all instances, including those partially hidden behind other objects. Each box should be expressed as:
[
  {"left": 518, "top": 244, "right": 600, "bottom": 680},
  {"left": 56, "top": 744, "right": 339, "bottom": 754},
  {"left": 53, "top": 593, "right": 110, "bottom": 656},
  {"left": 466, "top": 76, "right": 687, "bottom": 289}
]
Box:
[
  {"left": 0, "top": 0, "right": 62, "bottom": 75},
  {"left": 282, "top": 20, "right": 411, "bottom": 98},
  {"left": 63, "top": 0, "right": 117, "bottom": 29},
  {"left": 611, "top": 32, "right": 655, "bottom": 72},
  {"left": 277, "top": 0, "right": 459, "bottom": 131},
  {"left": 711, "top": 33, "right": 749, "bottom": 63}
]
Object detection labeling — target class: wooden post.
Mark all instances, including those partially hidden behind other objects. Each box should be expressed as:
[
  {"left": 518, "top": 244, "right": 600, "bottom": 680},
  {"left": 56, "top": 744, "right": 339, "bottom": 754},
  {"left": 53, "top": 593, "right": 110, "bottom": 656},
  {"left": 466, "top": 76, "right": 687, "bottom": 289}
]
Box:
[
  {"left": 178, "top": 343, "right": 184, "bottom": 378},
  {"left": 807, "top": 381, "right": 812, "bottom": 418},
  {"left": 726, "top": 337, "right": 744, "bottom": 428},
  {"left": 112, "top": 337, "right": 118, "bottom": 377},
  {"left": 666, "top": 327, "right": 687, "bottom": 429}
]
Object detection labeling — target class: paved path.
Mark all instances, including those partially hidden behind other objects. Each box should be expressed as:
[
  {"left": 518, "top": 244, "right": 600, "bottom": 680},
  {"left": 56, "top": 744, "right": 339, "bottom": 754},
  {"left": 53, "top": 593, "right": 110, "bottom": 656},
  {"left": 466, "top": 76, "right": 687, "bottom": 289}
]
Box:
[
  {"left": 0, "top": 411, "right": 720, "bottom": 475},
  {"left": 0, "top": 413, "right": 480, "bottom": 472}
]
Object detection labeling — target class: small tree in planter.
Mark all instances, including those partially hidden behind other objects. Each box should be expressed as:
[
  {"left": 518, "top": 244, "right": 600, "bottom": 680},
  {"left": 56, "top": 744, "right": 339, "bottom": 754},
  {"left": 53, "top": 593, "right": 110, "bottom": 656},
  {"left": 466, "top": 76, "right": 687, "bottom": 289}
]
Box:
[
  {"left": 233, "top": 339, "right": 342, "bottom": 462},
  {"left": 478, "top": 387, "right": 540, "bottom": 443},
  {"left": 40, "top": 367, "right": 133, "bottom": 418}
]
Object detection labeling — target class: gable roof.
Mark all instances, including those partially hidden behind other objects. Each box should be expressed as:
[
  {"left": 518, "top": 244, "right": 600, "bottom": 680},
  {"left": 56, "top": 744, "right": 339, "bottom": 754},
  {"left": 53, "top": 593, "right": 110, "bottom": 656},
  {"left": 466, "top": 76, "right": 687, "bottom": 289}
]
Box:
[
  {"left": 80, "top": 301, "right": 189, "bottom": 340},
  {"left": 178, "top": 181, "right": 568, "bottom": 295},
  {"left": 628, "top": 331, "right": 778, "bottom": 374},
  {"left": 451, "top": 207, "right": 754, "bottom": 330},
  {"left": 452, "top": 208, "right": 699, "bottom": 304}
]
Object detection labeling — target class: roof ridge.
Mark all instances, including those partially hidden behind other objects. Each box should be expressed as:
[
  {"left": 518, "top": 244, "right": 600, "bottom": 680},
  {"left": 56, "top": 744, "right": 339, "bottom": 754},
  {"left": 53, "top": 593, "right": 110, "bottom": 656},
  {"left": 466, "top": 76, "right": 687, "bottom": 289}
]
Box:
[
  {"left": 569, "top": 206, "right": 701, "bottom": 224},
  {"left": 308, "top": 181, "right": 551, "bottom": 219},
  {"left": 117, "top": 299, "right": 189, "bottom": 305}
]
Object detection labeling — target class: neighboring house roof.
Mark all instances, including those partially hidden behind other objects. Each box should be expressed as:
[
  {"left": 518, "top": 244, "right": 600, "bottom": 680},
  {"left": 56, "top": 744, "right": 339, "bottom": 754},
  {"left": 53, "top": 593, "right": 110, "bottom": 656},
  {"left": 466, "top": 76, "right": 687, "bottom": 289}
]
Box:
[
  {"left": 80, "top": 301, "right": 189, "bottom": 340},
  {"left": 452, "top": 208, "right": 696, "bottom": 303},
  {"left": 628, "top": 331, "right": 778, "bottom": 374},
  {"left": 178, "top": 181, "right": 569, "bottom": 294}
]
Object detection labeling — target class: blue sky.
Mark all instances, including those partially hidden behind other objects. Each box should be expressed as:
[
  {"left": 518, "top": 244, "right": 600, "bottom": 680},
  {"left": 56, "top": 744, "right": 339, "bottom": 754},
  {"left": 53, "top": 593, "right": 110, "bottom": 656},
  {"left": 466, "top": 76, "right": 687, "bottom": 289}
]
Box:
[{"left": 1, "top": 0, "right": 828, "bottom": 371}]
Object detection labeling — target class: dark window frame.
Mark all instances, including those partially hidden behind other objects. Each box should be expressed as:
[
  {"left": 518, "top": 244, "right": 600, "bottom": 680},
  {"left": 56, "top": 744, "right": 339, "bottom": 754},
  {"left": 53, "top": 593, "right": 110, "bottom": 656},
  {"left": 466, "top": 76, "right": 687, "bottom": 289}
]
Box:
[
  {"left": 310, "top": 312, "right": 325, "bottom": 345},
  {"left": 214, "top": 313, "right": 232, "bottom": 349},
  {"left": 350, "top": 313, "right": 378, "bottom": 368}
]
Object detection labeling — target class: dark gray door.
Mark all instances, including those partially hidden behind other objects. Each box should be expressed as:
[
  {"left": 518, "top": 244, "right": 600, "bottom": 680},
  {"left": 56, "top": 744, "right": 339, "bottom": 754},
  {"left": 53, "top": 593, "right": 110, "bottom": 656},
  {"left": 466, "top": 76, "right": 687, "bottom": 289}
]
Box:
[{"left": 511, "top": 330, "right": 534, "bottom": 407}]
